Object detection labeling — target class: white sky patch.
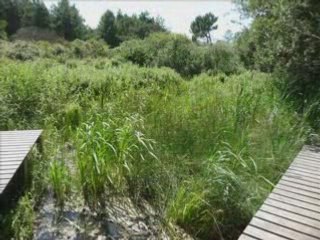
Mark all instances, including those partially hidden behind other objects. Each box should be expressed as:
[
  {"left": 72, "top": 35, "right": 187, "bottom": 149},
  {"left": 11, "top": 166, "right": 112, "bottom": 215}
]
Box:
[{"left": 44, "top": 0, "right": 250, "bottom": 40}]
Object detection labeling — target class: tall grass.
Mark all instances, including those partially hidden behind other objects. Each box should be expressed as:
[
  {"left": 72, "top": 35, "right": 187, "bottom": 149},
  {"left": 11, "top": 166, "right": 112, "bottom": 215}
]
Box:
[
  {"left": 75, "top": 113, "right": 157, "bottom": 209},
  {"left": 0, "top": 57, "right": 312, "bottom": 239},
  {"left": 49, "top": 158, "right": 71, "bottom": 210}
]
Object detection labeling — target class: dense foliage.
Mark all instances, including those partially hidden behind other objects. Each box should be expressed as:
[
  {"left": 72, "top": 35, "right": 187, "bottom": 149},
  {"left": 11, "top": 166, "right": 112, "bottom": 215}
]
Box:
[
  {"left": 51, "top": 0, "right": 87, "bottom": 41},
  {"left": 236, "top": 0, "right": 320, "bottom": 98},
  {"left": 97, "top": 10, "right": 166, "bottom": 47},
  {"left": 0, "top": 40, "right": 311, "bottom": 238},
  {"left": 0, "top": 1, "right": 319, "bottom": 240},
  {"left": 115, "top": 32, "right": 241, "bottom": 76},
  {"left": 191, "top": 12, "right": 218, "bottom": 43}
]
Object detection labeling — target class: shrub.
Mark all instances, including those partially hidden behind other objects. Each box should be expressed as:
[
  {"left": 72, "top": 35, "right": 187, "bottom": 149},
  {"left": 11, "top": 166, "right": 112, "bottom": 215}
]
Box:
[
  {"left": 49, "top": 158, "right": 71, "bottom": 210},
  {"left": 11, "top": 194, "right": 35, "bottom": 240},
  {"left": 6, "top": 41, "right": 42, "bottom": 61},
  {"left": 115, "top": 32, "right": 241, "bottom": 77}
]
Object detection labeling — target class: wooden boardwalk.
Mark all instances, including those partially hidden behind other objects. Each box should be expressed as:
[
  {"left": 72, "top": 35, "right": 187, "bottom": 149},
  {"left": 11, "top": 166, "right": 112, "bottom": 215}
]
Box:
[
  {"left": 238, "top": 146, "right": 320, "bottom": 240},
  {"left": 0, "top": 130, "right": 42, "bottom": 194}
]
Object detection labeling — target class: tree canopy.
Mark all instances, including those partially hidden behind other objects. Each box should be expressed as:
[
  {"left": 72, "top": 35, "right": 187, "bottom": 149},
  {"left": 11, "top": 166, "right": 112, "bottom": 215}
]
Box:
[
  {"left": 235, "top": 0, "right": 320, "bottom": 98},
  {"left": 190, "top": 12, "right": 218, "bottom": 43},
  {"left": 97, "top": 10, "right": 118, "bottom": 47},
  {"left": 51, "top": 0, "right": 87, "bottom": 41},
  {"left": 97, "top": 10, "right": 166, "bottom": 47}
]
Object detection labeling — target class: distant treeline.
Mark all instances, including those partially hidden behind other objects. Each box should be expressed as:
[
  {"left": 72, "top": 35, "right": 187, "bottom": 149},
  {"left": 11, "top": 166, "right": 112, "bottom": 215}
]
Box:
[{"left": 0, "top": 0, "right": 166, "bottom": 46}]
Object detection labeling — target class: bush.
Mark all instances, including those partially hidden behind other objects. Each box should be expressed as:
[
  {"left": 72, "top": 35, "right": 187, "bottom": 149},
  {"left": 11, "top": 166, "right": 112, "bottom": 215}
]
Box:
[
  {"left": 11, "top": 27, "right": 62, "bottom": 42},
  {"left": 6, "top": 41, "right": 42, "bottom": 60},
  {"left": 0, "top": 47, "right": 311, "bottom": 240},
  {"left": 115, "top": 32, "right": 241, "bottom": 77}
]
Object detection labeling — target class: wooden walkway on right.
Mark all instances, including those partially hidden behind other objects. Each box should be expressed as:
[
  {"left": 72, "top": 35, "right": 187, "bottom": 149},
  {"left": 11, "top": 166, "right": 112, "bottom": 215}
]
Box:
[{"left": 239, "top": 145, "right": 320, "bottom": 240}]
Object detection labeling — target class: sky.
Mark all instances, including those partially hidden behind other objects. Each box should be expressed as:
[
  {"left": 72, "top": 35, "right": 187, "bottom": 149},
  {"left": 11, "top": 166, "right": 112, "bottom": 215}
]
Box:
[{"left": 44, "top": 0, "right": 250, "bottom": 40}]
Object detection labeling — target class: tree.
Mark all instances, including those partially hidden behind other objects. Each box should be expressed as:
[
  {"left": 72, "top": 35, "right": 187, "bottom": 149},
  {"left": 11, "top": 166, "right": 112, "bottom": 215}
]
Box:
[
  {"left": 116, "top": 11, "right": 166, "bottom": 42},
  {"left": 97, "top": 10, "right": 166, "bottom": 47},
  {"left": 0, "top": 0, "right": 51, "bottom": 36},
  {"left": 51, "top": 0, "right": 86, "bottom": 40},
  {"left": 0, "top": 0, "right": 21, "bottom": 35},
  {"left": 97, "top": 10, "right": 119, "bottom": 47},
  {"left": 190, "top": 13, "right": 218, "bottom": 43},
  {"left": 0, "top": 20, "right": 7, "bottom": 39},
  {"left": 32, "top": 0, "right": 51, "bottom": 28},
  {"left": 235, "top": 0, "right": 320, "bottom": 98}
]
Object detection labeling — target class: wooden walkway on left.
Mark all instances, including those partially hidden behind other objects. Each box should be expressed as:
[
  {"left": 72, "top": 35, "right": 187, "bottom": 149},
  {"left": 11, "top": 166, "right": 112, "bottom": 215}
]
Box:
[{"left": 0, "top": 130, "right": 42, "bottom": 194}]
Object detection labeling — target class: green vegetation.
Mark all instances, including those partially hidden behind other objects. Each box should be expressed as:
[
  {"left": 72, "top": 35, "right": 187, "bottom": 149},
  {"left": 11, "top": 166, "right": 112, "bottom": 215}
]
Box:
[
  {"left": 0, "top": 49, "right": 311, "bottom": 238},
  {"left": 191, "top": 12, "right": 218, "bottom": 43},
  {"left": 0, "top": 0, "right": 319, "bottom": 239}
]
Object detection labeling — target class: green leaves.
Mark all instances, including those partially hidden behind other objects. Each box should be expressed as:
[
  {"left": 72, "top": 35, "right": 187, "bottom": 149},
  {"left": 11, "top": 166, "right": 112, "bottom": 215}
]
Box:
[{"left": 190, "top": 12, "right": 218, "bottom": 43}]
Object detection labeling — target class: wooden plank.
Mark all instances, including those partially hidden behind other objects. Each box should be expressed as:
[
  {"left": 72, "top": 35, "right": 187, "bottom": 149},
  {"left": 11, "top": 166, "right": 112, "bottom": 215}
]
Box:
[
  {"left": 0, "top": 142, "right": 35, "bottom": 147},
  {"left": 294, "top": 158, "right": 320, "bottom": 168},
  {"left": 243, "top": 225, "right": 288, "bottom": 240},
  {"left": 293, "top": 158, "right": 320, "bottom": 166},
  {"left": 0, "top": 164, "right": 20, "bottom": 170},
  {"left": 280, "top": 176, "right": 320, "bottom": 190},
  {"left": 289, "top": 166, "right": 320, "bottom": 174},
  {"left": 0, "top": 137, "right": 40, "bottom": 142},
  {"left": 0, "top": 154, "right": 26, "bottom": 159},
  {"left": 0, "top": 178, "right": 10, "bottom": 186},
  {"left": 285, "top": 173, "right": 320, "bottom": 185},
  {"left": 298, "top": 152, "right": 320, "bottom": 159},
  {"left": 0, "top": 153, "right": 29, "bottom": 158},
  {"left": 0, "top": 150, "right": 30, "bottom": 156},
  {"left": 261, "top": 204, "right": 320, "bottom": 229},
  {"left": 0, "top": 145, "right": 34, "bottom": 150},
  {"left": 238, "top": 233, "right": 260, "bottom": 240},
  {"left": 0, "top": 172, "right": 16, "bottom": 180},
  {"left": 255, "top": 210, "right": 320, "bottom": 238},
  {"left": 290, "top": 163, "right": 320, "bottom": 171},
  {"left": 296, "top": 155, "right": 320, "bottom": 164},
  {"left": 250, "top": 217, "right": 318, "bottom": 240},
  {"left": 273, "top": 187, "right": 320, "bottom": 205},
  {"left": 0, "top": 134, "right": 38, "bottom": 141},
  {"left": 292, "top": 160, "right": 320, "bottom": 169},
  {"left": 0, "top": 130, "right": 42, "bottom": 136},
  {"left": 0, "top": 160, "right": 24, "bottom": 166},
  {"left": 277, "top": 181, "right": 320, "bottom": 195},
  {"left": 286, "top": 169, "right": 320, "bottom": 180},
  {"left": 0, "top": 149, "right": 32, "bottom": 154},
  {"left": 266, "top": 195, "right": 320, "bottom": 216},
  {"left": 0, "top": 169, "right": 17, "bottom": 175}
]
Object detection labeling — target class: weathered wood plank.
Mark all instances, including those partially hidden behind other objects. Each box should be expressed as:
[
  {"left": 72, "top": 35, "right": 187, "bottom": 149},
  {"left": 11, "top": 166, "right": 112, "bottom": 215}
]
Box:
[
  {"left": 289, "top": 166, "right": 320, "bottom": 174},
  {"left": 286, "top": 169, "right": 320, "bottom": 180},
  {"left": 279, "top": 179, "right": 320, "bottom": 194},
  {"left": 0, "top": 173, "right": 16, "bottom": 180},
  {"left": 292, "top": 160, "right": 320, "bottom": 169},
  {"left": 261, "top": 204, "right": 320, "bottom": 229},
  {"left": 281, "top": 176, "right": 320, "bottom": 189},
  {"left": 273, "top": 188, "right": 320, "bottom": 205},
  {"left": 268, "top": 193, "right": 320, "bottom": 213},
  {"left": 255, "top": 211, "right": 320, "bottom": 238},
  {"left": 250, "top": 217, "right": 318, "bottom": 240},
  {"left": 244, "top": 225, "right": 288, "bottom": 240},
  {"left": 238, "top": 233, "right": 260, "bottom": 240},
  {"left": 298, "top": 152, "right": 320, "bottom": 159},
  {"left": 296, "top": 155, "right": 320, "bottom": 163},
  {"left": 276, "top": 184, "right": 320, "bottom": 199},
  {"left": 290, "top": 163, "right": 320, "bottom": 172}
]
